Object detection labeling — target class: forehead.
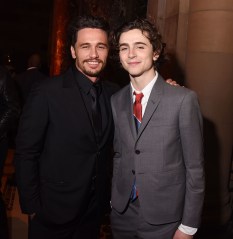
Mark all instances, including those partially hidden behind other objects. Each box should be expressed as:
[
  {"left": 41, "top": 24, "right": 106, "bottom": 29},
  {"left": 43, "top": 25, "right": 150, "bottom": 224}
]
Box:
[
  {"left": 76, "top": 28, "right": 108, "bottom": 44},
  {"left": 119, "top": 29, "right": 150, "bottom": 44}
]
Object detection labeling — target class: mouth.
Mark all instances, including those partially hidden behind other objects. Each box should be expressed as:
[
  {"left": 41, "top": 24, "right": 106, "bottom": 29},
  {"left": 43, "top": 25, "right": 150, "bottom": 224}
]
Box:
[
  {"left": 85, "top": 60, "right": 103, "bottom": 69},
  {"left": 127, "top": 61, "right": 140, "bottom": 66}
]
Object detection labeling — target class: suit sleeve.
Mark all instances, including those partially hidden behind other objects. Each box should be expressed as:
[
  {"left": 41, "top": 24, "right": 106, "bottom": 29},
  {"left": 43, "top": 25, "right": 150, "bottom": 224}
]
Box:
[
  {"left": 179, "top": 90, "right": 205, "bottom": 227},
  {"left": 111, "top": 95, "right": 122, "bottom": 188},
  {"left": 14, "top": 82, "right": 48, "bottom": 214}
]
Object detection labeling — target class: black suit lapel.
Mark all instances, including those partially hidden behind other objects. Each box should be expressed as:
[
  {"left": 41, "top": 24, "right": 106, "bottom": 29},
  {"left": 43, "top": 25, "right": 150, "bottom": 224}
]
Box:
[
  {"left": 98, "top": 82, "right": 114, "bottom": 148},
  {"left": 114, "top": 85, "right": 137, "bottom": 140},
  {"left": 62, "top": 67, "right": 96, "bottom": 142}
]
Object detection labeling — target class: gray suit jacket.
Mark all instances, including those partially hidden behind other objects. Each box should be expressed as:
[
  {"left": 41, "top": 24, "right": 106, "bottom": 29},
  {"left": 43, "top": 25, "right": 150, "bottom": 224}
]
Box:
[{"left": 110, "top": 75, "right": 205, "bottom": 228}]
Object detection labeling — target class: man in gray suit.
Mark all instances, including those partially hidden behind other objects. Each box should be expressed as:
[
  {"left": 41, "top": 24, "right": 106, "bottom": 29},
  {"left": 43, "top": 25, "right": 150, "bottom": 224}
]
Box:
[{"left": 110, "top": 18, "right": 205, "bottom": 239}]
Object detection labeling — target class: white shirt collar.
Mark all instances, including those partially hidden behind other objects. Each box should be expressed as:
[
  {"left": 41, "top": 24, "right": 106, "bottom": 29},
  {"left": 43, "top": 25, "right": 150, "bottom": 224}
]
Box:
[
  {"left": 130, "top": 72, "right": 158, "bottom": 116},
  {"left": 130, "top": 71, "right": 158, "bottom": 98},
  {"left": 27, "top": 67, "right": 38, "bottom": 70}
]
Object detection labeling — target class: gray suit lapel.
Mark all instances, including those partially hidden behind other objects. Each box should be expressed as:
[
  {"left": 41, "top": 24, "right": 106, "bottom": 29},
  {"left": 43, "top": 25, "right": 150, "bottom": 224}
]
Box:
[
  {"left": 124, "top": 86, "right": 137, "bottom": 140},
  {"left": 137, "top": 75, "right": 164, "bottom": 139}
]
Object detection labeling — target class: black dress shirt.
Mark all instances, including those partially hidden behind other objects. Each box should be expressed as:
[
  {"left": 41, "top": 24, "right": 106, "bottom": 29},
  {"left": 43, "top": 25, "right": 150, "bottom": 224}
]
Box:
[{"left": 72, "top": 65, "right": 108, "bottom": 144}]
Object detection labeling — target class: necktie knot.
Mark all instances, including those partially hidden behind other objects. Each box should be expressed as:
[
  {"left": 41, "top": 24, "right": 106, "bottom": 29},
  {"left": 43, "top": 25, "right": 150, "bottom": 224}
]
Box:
[{"left": 133, "top": 92, "right": 144, "bottom": 103}]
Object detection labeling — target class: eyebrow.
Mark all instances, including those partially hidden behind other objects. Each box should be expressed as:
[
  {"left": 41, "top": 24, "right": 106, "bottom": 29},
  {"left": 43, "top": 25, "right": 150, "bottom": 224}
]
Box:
[
  {"left": 119, "top": 42, "right": 147, "bottom": 47},
  {"left": 79, "top": 42, "right": 108, "bottom": 46}
]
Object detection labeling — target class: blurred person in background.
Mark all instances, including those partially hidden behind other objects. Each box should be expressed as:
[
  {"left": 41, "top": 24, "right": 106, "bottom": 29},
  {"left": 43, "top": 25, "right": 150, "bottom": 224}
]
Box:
[
  {"left": 0, "top": 65, "right": 20, "bottom": 239},
  {"left": 15, "top": 53, "right": 47, "bottom": 107}
]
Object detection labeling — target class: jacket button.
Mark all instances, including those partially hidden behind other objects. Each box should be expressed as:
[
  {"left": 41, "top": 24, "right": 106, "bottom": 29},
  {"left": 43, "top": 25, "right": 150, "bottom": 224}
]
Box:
[
  {"left": 132, "top": 170, "right": 135, "bottom": 175},
  {"left": 135, "top": 150, "right": 140, "bottom": 154}
]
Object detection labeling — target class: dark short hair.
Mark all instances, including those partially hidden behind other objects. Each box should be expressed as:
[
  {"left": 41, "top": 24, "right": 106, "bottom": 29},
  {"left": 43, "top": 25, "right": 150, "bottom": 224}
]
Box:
[
  {"left": 68, "top": 15, "right": 110, "bottom": 47},
  {"left": 113, "top": 18, "right": 164, "bottom": 67}
]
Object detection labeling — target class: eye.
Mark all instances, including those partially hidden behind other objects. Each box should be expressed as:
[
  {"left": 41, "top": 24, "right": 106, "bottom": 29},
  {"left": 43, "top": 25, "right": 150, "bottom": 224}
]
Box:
[
  {"left": 98, "top": 45, "right": 107, "bottom": 49},
  {"left": 137, "top": 45, "right": 145, "bottom": 49},
  {"left": 81, "top": 45, "right": 89, "bottom": 49},
  {"left": 119, "top": 47, "right": 128, "bottom": 51}
]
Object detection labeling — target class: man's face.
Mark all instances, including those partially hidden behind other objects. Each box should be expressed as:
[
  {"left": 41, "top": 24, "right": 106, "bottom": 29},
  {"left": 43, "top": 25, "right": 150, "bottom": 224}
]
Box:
[
  {"left": 71, "top": 28, "right": 109, "bottom": 82},
  {"left": 118, "top": 29, "right": 159, "bottom": 78}
]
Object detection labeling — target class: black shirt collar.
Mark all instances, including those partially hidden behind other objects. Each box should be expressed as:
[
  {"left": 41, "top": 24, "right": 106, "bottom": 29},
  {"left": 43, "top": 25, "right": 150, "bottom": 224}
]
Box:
[{"left": 72, "top": 64, "right": 102, "bottom": 95}]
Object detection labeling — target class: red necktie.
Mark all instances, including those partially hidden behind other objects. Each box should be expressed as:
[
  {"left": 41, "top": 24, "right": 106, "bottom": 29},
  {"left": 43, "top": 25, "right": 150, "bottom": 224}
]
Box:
[{"left": 133, "top": 92, "right": 144, "bottom": 132}]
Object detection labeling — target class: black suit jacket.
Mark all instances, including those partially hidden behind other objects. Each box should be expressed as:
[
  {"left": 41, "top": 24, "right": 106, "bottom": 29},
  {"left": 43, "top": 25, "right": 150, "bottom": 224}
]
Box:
[{"left": 15, "top": 67, "right": 118, "bottom": 224}]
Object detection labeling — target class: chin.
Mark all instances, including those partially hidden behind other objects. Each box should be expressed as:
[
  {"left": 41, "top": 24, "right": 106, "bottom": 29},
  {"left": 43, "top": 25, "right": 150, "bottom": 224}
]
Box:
[
  {"left": 85, "top": 70, "right": 101, "bottom": 77},
  {"left": 129, "top": 72, "right": 142, "bottom": 77}
]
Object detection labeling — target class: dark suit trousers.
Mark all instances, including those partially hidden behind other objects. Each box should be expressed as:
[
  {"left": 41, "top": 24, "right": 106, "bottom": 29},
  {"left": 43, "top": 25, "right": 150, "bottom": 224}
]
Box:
[
  {"left": 111, "top": 198, "right": 180, "bottom": 239},
  {"left": 28, "top": 192, "right": 102, "bottom": 239}
]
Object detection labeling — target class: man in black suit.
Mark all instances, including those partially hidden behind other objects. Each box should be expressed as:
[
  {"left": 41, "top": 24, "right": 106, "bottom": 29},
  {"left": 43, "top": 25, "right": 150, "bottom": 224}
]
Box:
[
  {"left": 15, "top": 53, "right": 47, "bottom": 107},
  {"left": 14, "top": 15, "right": 118, "bottom": 239}
]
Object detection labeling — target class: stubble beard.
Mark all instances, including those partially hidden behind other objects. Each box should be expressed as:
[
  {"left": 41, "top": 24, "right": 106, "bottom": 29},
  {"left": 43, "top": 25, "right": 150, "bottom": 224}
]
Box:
[{"left": 78, "top": 59, "right": 106, "bottom": 77}]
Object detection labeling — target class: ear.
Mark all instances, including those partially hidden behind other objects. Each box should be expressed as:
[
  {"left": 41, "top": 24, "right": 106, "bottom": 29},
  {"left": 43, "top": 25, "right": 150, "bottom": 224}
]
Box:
[
  {"left": 153, "top": 52, "right": 159, "bottom": 61},
  {"left": 70, "top": 46, "right": 76, "bottom": 59}
]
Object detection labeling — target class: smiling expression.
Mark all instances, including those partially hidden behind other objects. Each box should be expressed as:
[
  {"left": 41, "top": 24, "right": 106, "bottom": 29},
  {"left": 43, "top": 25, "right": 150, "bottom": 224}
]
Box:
[
  {"left": 119, "top": 29, "right": 159, "bottom": 81},
  {"left": 71, "top": 28, "right": 109, "bottom": 82}
]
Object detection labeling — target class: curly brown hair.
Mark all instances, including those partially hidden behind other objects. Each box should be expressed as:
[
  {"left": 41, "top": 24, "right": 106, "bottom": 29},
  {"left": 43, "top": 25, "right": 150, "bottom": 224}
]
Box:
[{"left": 111, "top": 18, "right": 165, "bottom": 68}]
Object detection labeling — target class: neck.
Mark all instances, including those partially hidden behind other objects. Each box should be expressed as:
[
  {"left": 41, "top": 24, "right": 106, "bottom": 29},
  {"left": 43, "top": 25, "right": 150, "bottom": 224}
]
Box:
[
  {"left": 130, "top": 69, "right": 156, "bottom": 91},
  {"left": 75, "top": 65, "right": 98, "bottom": 83},
  {"left": 88, "top": 76, "right": 98, "bottom": 83}
]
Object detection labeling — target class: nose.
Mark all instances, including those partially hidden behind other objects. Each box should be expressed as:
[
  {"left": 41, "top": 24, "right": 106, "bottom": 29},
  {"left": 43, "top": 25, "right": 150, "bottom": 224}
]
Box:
[
  {"left": 128, "top": 47, "right": 136, "bottom": 59},
  {"left": 89, "top": 47, "right": 99, "bottom": 58}
]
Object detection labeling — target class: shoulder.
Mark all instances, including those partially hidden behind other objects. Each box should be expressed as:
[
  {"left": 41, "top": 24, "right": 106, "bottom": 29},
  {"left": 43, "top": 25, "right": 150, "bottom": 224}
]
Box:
[
  {"left": 102, "top": 80, "right": 121, "bottom": 96},
  {"left": 152, "top": 75, "right": 199, "bottom": 109},
  {"left": 34, "top": 69, "right": 48, "bottom": 80},
  {"left": 111, "top": 84, "right": 130, "bottom": 109},
  {"left": 30, "top": 73, "right": 62, "bottom": 94},
  {"left": 159, "top": 76, "right": 197, "bottom": 99},
  {"left": 42, "top": 69, "right": 71, "bottom": 87},
  {"left": 112, "top": 84, "right": 129, "bottom": 98}
]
